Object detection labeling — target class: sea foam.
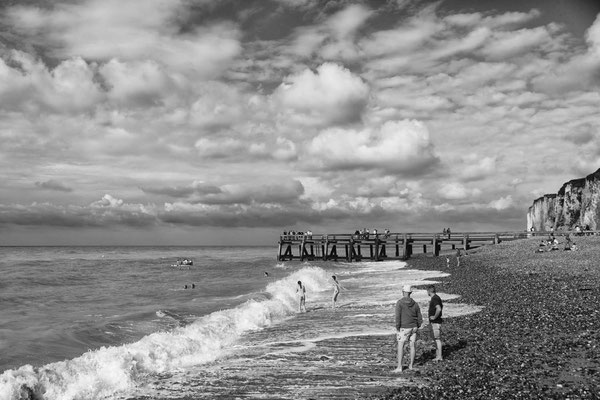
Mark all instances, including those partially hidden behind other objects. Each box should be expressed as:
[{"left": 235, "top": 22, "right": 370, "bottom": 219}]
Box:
[{"left": 0, "top": 266, "right": 330, "bottom": 400}]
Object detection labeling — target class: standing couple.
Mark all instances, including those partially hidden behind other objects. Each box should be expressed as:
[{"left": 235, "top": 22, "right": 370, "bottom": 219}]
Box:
[
  {"left": 295, "top": 275, "right": 346, "bottom": 313},
  {"left": 394, "top": 284, "right": 443, "bottom": 373}
]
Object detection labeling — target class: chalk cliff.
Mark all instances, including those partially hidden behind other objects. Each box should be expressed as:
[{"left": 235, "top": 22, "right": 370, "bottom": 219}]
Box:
[{"left": 527, "top": 168, "right": 600, "bottom": 232}]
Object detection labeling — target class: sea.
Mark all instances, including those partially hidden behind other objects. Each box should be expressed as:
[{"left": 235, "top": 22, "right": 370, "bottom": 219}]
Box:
[{"left": 0, "top": 246, "right": 482, "bottom": 400}]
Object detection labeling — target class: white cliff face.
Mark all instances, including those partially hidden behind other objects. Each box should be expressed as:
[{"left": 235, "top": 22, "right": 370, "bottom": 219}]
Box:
[
  {"left": 527, "top": 169, "right": 600, "bottom": 232},
  {"left": 527, "top": 195, "right": 557, "bottom": 231}
]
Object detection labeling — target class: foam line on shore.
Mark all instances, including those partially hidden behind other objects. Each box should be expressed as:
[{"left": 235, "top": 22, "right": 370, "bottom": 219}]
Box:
[{"left": 0, "top": 266, "right": 331, "bottom": 400}]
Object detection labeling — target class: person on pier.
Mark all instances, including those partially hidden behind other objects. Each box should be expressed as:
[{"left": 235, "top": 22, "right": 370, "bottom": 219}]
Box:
[
  {"left": 394, "top": 285, "right": 423, "bottom": 373},
  {"left": 296, "top": 281, "right": 306, "bottom": 313}
]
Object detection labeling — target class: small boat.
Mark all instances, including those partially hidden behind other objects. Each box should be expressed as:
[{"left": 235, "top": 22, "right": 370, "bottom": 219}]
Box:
[{"left": 171, "top": 258, "right": 193, "bottom": 268}]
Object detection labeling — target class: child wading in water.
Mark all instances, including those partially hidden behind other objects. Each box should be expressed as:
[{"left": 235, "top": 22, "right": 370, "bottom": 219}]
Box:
[
  {"left": 331, "top": 275, "right": 345, "bottom": 309},
  {"left": 296, "top": 281, "right": 306, "bottom": 313}
]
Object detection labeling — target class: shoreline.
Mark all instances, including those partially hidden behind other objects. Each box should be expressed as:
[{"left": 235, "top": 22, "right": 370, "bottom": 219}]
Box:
[
  {"left": 377, "top": 237, "right": 600, "bottom": 399},
  {"left": 126, "top": 261, "right": 476, "bottom": 400}
]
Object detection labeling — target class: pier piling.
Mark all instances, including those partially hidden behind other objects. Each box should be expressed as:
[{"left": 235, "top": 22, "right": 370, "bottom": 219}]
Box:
[{"left": 277, "top": 231, "right": 531, "bottom": 262}]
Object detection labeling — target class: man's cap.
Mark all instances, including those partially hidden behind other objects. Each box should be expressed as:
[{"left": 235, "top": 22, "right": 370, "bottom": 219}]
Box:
[{"left": 402, "top": 285, "right": 412, "bottom": 293}]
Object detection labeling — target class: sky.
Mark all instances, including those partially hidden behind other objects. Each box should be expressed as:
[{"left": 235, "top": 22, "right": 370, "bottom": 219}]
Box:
[{"left": 1, "top": 0, "right": 599, "bottom": 245}]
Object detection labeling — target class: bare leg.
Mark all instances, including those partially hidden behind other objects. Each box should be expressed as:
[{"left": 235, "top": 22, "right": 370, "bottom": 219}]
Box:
[
  {"left": 435, "top": 339, "right": 443, "bottom": 360},
  {"left": 394, "top": 340, "right": 405, "bottom": 372},
  {"left": 408, "top": 340, "right": 416, "bottom": 370}
]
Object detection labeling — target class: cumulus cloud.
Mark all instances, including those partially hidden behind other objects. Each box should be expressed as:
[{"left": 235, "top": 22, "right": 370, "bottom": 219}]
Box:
[
  {"left": 531, "top": 13, "right": 600, "bottom": 93},
  {"left": 438, "top": 182, "right": 481, "bottom": 200},
  {"left": 488, "top": 195, "right": 514, "bottom": 210},
  {"left": 141, "top": 181, "right": 222, "bottom": 198},
  {"left": 481, "top": 26, "right": 554, "bottom": 60},
  {"left": 2, "top": 2, "right": 600, "bottom": 239},
  {"left": 0, "top": 195, "right": 156, "bottom": 227},
  {"left": 273, "top": 63, "right": 370, "bottom": 126},
  {"left": 459, "top": 156, "right": 498, "bottom": 181},
  {"left": 34, "top": 179, "right": 73, "bottom": 192},
  {"left": 4, "top": 0, "right": 241, "bottom": 78},
  {"left": 287, "top": 4, "right": 373, "bottom": 61},
  {"left": 143, "top": 180, "right": 305, "bottom": 206},
  {"left": 306, "top": 119, "right": 439, "bottom": 173},
  {"left": 0, "top": 51, "right": 103, "bottom": 113},
  {"left": 99, "top": 59, "right": 175, "bottom": 107}
]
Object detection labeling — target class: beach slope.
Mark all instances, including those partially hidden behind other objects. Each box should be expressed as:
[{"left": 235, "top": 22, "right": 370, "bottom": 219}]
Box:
[{"left": 379, "top": 236, "right": 600, "bottom": 400}]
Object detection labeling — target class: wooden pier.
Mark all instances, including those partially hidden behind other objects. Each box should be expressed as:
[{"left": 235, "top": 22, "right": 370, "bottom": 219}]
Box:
[{"left": 277, "top": 231, "right": 532, "bottom": 262}]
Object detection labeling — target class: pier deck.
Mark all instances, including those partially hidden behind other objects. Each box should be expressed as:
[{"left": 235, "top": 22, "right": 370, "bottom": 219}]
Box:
[{"left": 277, "top": 231, "right": 533, "bottom": 262}]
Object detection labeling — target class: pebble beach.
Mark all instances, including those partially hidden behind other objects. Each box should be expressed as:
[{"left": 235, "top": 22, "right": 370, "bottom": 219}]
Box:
[{"left": 378, "top": 236, "right": 600, "bottom": 400}]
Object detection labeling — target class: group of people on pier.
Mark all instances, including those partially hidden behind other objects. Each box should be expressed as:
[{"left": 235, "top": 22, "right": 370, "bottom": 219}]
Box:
[
  {"left": 353, "top": 228, "right": 391, "bottom": 239},
  {"left": 282, "top": 230, "right": 312, "bottom": 240}
]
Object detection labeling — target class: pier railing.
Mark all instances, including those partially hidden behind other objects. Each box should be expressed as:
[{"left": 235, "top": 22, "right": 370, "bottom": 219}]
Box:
[{"left": 277, "top": 230, "right": 588, "bottom": 262}]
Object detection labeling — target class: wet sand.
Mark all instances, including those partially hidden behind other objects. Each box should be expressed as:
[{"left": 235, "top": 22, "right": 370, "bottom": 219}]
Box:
[
  {"left": 380, "top": 236, "right": 600, "bottom": 400},
  {"left": 127, "top": 262, "right": 481, "bottom": 399}
]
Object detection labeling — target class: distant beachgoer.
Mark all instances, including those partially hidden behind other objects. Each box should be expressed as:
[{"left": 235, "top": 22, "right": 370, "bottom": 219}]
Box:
[
  {"left": 447, "top": 228, "right": 451, "bottom": 240},
  {"left": 384, "top": 228, "right": 390, "bottom": 238},
  {"left": 394, "top": 285, "right": 423, "bottom": 373},
  {"left": 331, "top": 275, "right": 344, "bottom": 309},
  {"left": 445, "top": 257, "right": 450, "bottom": 268},
  {"left": 564, "top": 238, "right": 572, "bottom": 251},
  {"left": 455, "top": 249, "right": 461, "bottom": 267},
  {"left": 184, "top": 285, "right": 188, "bottom": 289},
  {"left": 296, "top": 281, "right": 306, "bottom": 313},
  {"left": 427, "top": 285, "right": 443, "bottom": 361},
  {"left": 192, "top": 283, "right": 195, "bottom": 289},
  {"left": 264, "top": 271, "right": 269, "bottom": 277}
]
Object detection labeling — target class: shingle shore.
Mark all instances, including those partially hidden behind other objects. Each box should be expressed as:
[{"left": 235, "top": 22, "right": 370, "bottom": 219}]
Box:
[{"left": 377, "top": 237, "right": 600, "bottom": 400}]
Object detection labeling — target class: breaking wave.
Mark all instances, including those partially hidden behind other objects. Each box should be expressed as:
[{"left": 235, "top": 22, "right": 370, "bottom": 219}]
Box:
[{"left": 0, "top": 266, "right": 330, "bottom": 400}]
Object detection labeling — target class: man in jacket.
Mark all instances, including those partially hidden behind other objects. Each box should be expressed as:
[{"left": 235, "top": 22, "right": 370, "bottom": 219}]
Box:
[{"left": 394, "top": 285, "right": 423, "bottom": 372}]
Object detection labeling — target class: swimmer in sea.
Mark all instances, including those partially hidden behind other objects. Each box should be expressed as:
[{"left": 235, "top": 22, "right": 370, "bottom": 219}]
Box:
[
  {"left": 264, "top": 271, "right": 269, "bottom": 277},
  {"left": 331, "top": 275, "right": 344, "bottom": 309},
  {"left": 296, "top": 281, "right": 306, "bottom": 313}
]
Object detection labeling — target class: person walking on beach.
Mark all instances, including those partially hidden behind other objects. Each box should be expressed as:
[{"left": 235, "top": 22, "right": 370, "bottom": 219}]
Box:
[
  {"left": 427, "top": 285, "right": 443, "bottom": 361},
  {"left": 331, "top": 275, "right": 345, "bottom": 309},
  {"left": 456, "top": 248, "right": 461, "bottom": 267},
  {"left": 394, "top": 285, "right": 423, "bottom": 373},
  {"left": 296, "top": 281, "right": 306, "bottom": 313}
]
